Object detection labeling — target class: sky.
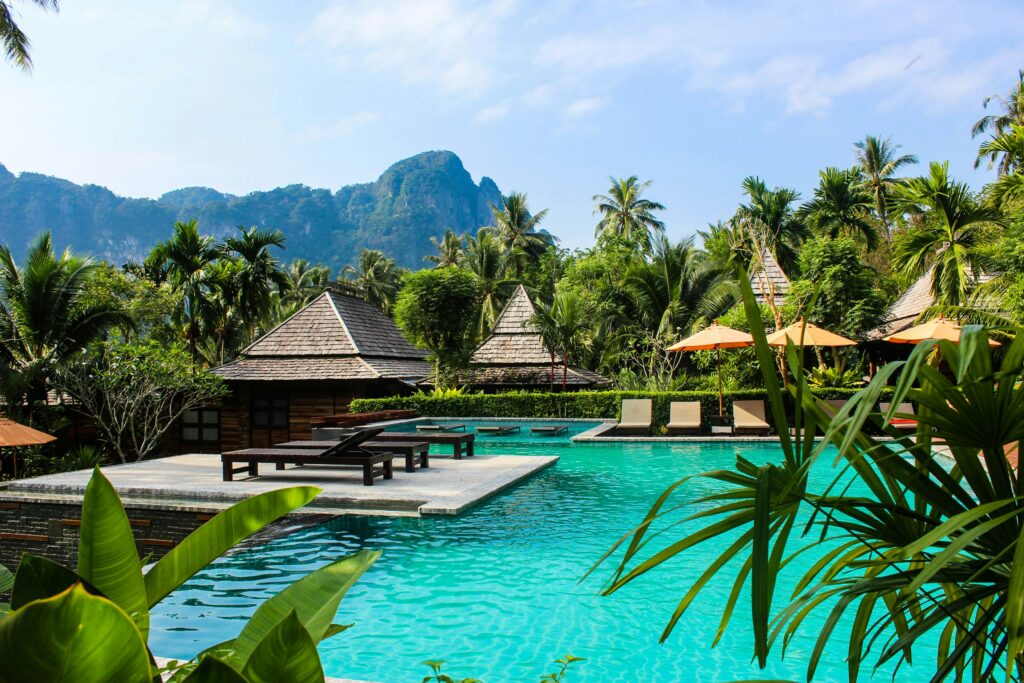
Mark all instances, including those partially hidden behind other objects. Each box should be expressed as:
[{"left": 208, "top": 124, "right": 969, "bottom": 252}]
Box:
[{"left": 1, "top": 0, "right": 1023, "bottom": 250}]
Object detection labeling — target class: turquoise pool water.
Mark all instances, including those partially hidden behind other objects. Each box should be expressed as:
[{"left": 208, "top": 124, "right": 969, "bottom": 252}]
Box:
[{"left": 150, "top": 421, "right": 917, "bottom": 682}]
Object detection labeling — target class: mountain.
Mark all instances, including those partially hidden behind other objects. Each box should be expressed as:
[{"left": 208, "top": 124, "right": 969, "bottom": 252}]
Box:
[{"left": 0, "top": 150, "right": 504, "bottom": 270}]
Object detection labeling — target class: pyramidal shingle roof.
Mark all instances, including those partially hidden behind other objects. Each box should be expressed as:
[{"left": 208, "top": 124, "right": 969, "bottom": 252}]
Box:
[
  {"left": 749, "top": 250, "right": 790, "bottom": 304},
  {"left": 472, "top": 284, "right": 561, "bottom": 365},
  {"left": 244, "top": 292, "right": 424, "bottom": 359},
  {"left": 464, "top": 284, "right": 611, "bottom": 388},
  {"left": 213, "top": 291, "right": 429, "bottom": 382}
]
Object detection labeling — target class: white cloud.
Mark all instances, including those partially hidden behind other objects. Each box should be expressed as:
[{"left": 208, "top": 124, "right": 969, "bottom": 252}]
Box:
[
  {"left": 473, "top": 102, "right": 510, "bottom": 125},
  {"left": 563, "top": 97, "right": 606, "bottom": 119},
  {"left": 297, "top": 112, "right": 380, "bottom": 142},
  {"left": 305, "top": 0, "right": 516, "bottom": 95}
]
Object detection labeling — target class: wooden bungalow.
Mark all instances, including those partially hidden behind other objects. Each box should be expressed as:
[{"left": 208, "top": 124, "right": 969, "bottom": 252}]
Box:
[
  {"left": 205, "top": 291, "right": 430, "bottom": 452},
  {"left": 450, "top": 284, "right": 610, "bottom": 392}
]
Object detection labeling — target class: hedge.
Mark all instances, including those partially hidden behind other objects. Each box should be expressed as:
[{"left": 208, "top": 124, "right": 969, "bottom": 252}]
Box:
[{"left": 351, "top": 388, "right": 883, "bottom": 430}]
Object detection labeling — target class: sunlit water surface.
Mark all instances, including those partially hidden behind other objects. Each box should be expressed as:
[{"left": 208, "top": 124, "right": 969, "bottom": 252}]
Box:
[{"left": 150, "top": 421, "right": 921, "bottom": 682}]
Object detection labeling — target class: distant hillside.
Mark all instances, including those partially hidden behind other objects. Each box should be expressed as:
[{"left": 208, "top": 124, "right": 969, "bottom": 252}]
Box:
[{"left": 0, "top": 150, "right": 503, "bottom": 270}]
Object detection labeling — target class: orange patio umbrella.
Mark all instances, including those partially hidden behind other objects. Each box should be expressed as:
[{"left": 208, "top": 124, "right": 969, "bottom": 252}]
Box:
[
  {"left": 668, "top": 322, "right": 754, "bottom": 416},
  {"left": 884, "top": 316, "right": 1000, "bottom": 347},
  {"left": 0, "top": 416, "right": 56, "bottom": 478},
  {"left": 766, "top": 318, "right": 857, "bottom": 348}
]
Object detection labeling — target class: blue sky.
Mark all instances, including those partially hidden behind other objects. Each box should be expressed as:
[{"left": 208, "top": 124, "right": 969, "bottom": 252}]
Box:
[{"left": 1, "top": 0, "right": 1022, "bottom": 249}]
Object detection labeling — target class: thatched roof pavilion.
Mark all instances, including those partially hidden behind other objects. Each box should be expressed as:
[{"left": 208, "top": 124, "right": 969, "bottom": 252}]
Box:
[{"left": 456, "top": 285, "right": 610, "bottom": 391}]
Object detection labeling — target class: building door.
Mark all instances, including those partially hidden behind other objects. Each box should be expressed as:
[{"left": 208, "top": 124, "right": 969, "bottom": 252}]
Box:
[{"left": 250, "top": 396, "right": 289, "bottom": 448}]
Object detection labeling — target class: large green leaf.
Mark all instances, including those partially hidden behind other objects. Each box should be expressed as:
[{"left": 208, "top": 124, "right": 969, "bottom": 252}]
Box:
[
  {"left": 145, "top": 486, "right": 321, "bottom": 608},
  {"left": 0, "top": 584, "right": 152, "bottom": 683},
  {"left": 11, "top": 554, "right": 91, "bottom": 610},
  {"left": 0, "top": 564, "right": 12, "bottom": 594},
  {"left": 77, "top": 466, "right": 150, "bottom": 638},
  {"left": 181, "top": 656, "right": 248, "bottom": 683},
  {"left": 230, "top": 549, "right": 380, "bottom": 666},
  {"left": 241, "top": 610, "right": 323, "bottom": 683}
]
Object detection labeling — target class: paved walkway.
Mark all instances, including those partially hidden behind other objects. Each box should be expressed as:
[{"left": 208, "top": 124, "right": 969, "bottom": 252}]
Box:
[{"left": 2, "top": 452, "right": 557, "bottom": 516}]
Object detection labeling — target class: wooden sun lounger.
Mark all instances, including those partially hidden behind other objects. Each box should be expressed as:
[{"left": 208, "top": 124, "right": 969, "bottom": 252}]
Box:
[
  {"left": 416, "top": 423, "right": 466, "bottom": 432},
  {"left": 370, "top": 432, "right": 475, "bottom": 459},
  {"left": 666, "top": 401, "right": 701, "bottom": 435},
  {"left": 733, "top": 400, "right": 771, "bottom": 436},
  {"left": 616, "top": 399, "right": 652, "bottom": 435},
  {"left": 275, "top": 440, "right": 429, "bottom": 472},
  {"left": 221, "top": 448, "right": 393, "bottom": 485},
  {"left": 477, "top": 425, "right": 521, "bottom": 435},
  {"left": 531, "top": 425, "right": 567, "bottom": 435}
]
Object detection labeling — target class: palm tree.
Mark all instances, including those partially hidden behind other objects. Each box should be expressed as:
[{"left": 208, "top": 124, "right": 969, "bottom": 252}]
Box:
[
  {"left": 976, "top": 122, "right": 1024, "bottom": 178},
  {"left": 281, "top": 258, "right": 330, "bottom": 308},
  {"left": 222, "top": 225, "right": 289, "bottom": 344},
  {"left": 1, "top": 0, "right": 57, "bottom": 71},
  {"left": 971, "top": 69, "right": 1024, "bottom": 140},
  {"left": 463, "top": 227, "right": 513, "bottom": 337},
  {"left": 425, "top": 228, "right": 464, "bottom": 267},
  {"left": 735, "top": 176, "right": 807, "bottom": 275},
  {"left": 853, "top": 135, "right": 918, "bottom": 242},
  {"left": 0, "top": 232, "right": 129, "bottom": 411},
  {"left": 593, "top": 176, "right": 666, "bottom": 252},
  {"left": 530, "top": 290, "right": 595, "bottom": 390},
  {"left": 892, "top": 161, "right": 1006, "bottom": 306},
  {"left": 625, "top": 236, "right": 736, "bottom": 340},
  {"left": 797, "top": 167, "right": 879, "bottom": 250},
  {"left": 341, "top": 249, "right": 404, "bottom": 314},
  {"left": 149, "top": 220, "right": 223, "bottom": 362},
  {"left": 490, "top": 192, "right": 553, "bottom": 279}
]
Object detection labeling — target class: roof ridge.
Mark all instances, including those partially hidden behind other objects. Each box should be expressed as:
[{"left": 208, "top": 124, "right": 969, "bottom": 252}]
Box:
[{"left": 326, "top": 291, "right": 360, "bottom": 354}]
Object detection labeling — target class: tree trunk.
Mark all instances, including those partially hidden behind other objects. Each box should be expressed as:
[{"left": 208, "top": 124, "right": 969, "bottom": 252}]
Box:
[{"left": 562, "top": 353, "right": 568, "bottom": 391}]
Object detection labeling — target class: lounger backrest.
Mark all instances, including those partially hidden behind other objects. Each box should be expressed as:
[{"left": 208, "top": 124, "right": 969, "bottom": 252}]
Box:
[
  {"left": 321, "top": 426, "right": 385, "bottom": 457},
  {"left": 733, "top": 400, "right": 767, "bottom": 426},
  {"left": 879, "top": 402, "right": 915, "bottom": 417},
  {"left": 621, "top": 399, "right": 652, "bottom": 424},
  {"left": 669, "top": 401, "right": 701, "bottom": 425}
]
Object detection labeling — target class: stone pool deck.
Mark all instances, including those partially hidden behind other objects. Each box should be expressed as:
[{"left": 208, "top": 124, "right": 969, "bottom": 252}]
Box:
[{"left": 0, "top": 452, "right": 558, "bottom": 517}]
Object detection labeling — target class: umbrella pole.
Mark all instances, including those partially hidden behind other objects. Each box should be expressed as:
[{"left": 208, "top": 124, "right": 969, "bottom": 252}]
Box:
[{"left": 717, "top": 346, "right": 724, "bottom": 416}]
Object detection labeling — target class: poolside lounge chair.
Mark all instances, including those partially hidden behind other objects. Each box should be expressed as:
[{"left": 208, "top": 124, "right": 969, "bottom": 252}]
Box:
[
  {"left": 733, "top": 400, "right": 770, "bottom": 436},
  {"left": 477, "top": 425, "right": 521, "bottom": 435},
  {"left": 531, "top": 425, "right": 568, "bottom": 435},
  {"left": 416, "top": 423, "right": 467, "bottom": 432},
  {"left": 221, "top": 427, "right": 394, "bottom": 485},
  {"left": 616, "top": 399, "right": 652, "bottom": 435},
  {"left": 880, "top": 402, "right": 917, "bottom": 433},
  {"left": 275, "top": 439, "right": 429, "bottom": 473},
  {"left": 666, "top": 401, "right": 702, "bottom": 435},
  {"left": 358, "top": 431, "right": 475, "bottom": 459}
]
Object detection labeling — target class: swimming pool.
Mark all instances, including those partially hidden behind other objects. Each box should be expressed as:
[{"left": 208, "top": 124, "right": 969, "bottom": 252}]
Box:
[{"left": 149, "top": 421, "right": 918, "bottom": 682}]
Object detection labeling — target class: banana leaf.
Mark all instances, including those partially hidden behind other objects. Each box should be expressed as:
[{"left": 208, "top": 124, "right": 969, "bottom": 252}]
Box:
[{"left": 0, "top": 584, "right": 152, "bottom": 683}]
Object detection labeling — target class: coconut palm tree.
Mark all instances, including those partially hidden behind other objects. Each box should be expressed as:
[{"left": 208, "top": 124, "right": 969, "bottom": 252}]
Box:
[
  {"left": 1, "top": 0, "right": 57, "bottom": 71},
  {"left": 223, "top": 225, "right": 289, "bottom": 345},
  {"left": 976, "top": 122, "right": 1024, "bottom": 178},
  {"left": 463, "top": 227, "right": 513, "bottom": 337},
  {"left": 735, "top": 176, "right": 807, "bottom": 275},
  {"left": 425, "top": 228, "right": 465, "bottom": 267},
  {"left": 624, "top": 236, "right": 736, "bottom": 340},
  {"left": 853, "top": 135, "right": 918, "bottom": 242},
  {"left": 892, "top": 161, "right": 1006, "bottom": 306},
  {"left": 149, "top": 220, "right": 223, "bottom": 363},
  {"left": 341, "top": 249, "right": 405, "bottom": 314},
  {"left": 797, "top": 167, "right": 879, "bottom": 250},
  {"left": 530, "top": 290, "right": 595, "bottom": 390},
  {"left": 971, "top": 69, "right": 1024, "bottom": 141},
  {"left": 490, "top": 192, "right": 553, "bottom": 279},
  {"left": 0, "top": 232, "right": 129, "bottom": 410},
  {"left": 593, "top": 176, "right": 666, "bottom": 252},
  {"left": 281, "top": 258, "right": 330, "bottom": 308}
]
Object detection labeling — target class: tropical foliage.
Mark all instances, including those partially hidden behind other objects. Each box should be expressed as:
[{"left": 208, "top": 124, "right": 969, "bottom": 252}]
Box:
[{"left": 0, "top": 468, "right": 377, "bottom": 683}]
